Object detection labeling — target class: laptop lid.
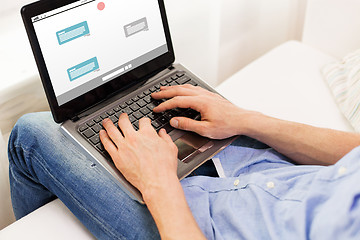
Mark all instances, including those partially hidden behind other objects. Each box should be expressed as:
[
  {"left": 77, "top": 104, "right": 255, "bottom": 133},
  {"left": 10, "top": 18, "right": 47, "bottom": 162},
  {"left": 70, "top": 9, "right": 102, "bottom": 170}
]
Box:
[{"left": 21, "top": 0, "right": 175, "bottom": 123}]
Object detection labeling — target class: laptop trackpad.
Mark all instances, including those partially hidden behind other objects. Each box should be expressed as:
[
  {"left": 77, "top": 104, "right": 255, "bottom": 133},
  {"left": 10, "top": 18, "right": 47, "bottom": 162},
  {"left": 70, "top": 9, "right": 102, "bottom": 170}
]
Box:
[{"left": 174, "top": 132, "right": 214, "bottom": 163}]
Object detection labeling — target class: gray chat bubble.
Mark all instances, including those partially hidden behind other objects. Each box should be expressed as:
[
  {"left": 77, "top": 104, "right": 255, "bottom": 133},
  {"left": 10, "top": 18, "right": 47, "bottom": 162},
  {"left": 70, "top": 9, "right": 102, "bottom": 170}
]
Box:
[{"left": 124, "top": 17, "right": 149, "bottom": 37}]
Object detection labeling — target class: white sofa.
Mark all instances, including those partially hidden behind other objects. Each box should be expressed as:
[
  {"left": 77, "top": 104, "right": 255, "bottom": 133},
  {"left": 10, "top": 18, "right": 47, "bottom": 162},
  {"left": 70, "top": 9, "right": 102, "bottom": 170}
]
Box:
[{"left": 1, "top": 0, "right": 360, "bottom": 239}]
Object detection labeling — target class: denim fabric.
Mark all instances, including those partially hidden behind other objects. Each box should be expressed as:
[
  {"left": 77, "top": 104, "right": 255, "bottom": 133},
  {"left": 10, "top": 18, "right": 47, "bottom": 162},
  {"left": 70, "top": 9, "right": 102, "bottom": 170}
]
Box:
[
  {"left": 8, "top": 112, "right": 360, "bottom": 239},
  {"left": 8, "top": 112, "right": 159, "bottom": 239}
]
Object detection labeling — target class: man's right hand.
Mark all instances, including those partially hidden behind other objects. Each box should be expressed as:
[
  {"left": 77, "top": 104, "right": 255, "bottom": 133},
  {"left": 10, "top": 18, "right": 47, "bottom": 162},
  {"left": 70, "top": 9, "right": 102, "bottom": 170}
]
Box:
[{"left": 152, "top": 84, "right": 260, "bottom": 139}]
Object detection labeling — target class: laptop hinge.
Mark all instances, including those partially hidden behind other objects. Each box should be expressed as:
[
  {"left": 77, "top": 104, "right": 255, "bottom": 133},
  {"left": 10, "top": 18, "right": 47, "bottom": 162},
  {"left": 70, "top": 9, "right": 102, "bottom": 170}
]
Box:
[{"left": 71, "top": 115, "right": 80, "bottom": 122}]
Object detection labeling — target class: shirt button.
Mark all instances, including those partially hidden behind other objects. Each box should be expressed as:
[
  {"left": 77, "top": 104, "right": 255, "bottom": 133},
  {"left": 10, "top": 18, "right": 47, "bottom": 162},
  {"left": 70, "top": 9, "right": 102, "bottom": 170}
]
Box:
[
  {"left": 234, "top": 179, "right": 240, "bottom": 186},
  {"left": 266, "top": 181, "right": 275, "bottom": 189},
  {"left": 338, "top": 166, "right": 347, "bottom": 175}
]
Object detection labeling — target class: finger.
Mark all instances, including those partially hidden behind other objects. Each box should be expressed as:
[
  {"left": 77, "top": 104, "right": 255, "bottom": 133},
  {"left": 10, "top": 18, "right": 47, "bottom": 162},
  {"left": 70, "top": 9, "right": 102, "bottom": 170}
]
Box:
[
  {"left": 138, "top": 117, "right": 154, "bottom": 133},
  {"left": 153, "top": 96, "right": 203, "bottom": 113},
  {"left": 151, "top": 85, "right": 198, "bottom": 100},
  {"left": 118, "top": 113, "right": 136, "bottom": 137},
  {"left": 99, "top": 130, "right": 118, "bottom": 155},
  {"left": 170, "top": 117, "right": 207, "bottom": 135},
  {"left": 158, "top": 128, "right": 173, "bottom": 143},
  {"left": 102, "top": 119, "right": 123, "bottom": 145}
]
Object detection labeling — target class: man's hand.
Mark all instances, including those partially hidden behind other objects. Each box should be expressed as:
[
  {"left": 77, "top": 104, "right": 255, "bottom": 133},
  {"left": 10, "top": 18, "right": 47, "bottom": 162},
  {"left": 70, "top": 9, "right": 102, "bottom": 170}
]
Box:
[
  {"left": 99, "top": 114, "right": 206, "bottom": 239},
  {"left": 152, "top": 84, "right": 259, "bottom": 139},
  {"left": 99, "top": 114, "right": 178, "bottom": 196}
]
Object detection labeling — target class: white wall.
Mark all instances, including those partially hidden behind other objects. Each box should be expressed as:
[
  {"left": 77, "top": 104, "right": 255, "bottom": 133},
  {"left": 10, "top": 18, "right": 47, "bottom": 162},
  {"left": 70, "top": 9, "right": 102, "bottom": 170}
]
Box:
[
  {"left": 165, "top": 0, "right": 307, "bottom": 86},
  {"left": 303, "top": 0, "right": 360, "bottom": 58}
]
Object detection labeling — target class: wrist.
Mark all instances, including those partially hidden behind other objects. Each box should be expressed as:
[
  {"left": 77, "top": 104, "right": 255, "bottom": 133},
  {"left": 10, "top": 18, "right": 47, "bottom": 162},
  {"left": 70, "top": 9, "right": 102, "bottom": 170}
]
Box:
[
  {"left": 234, "top": 110, "right": 267, "bottom": 136},
  {"left": 142, "top": 174, "right": 181, "bottom": 205}
]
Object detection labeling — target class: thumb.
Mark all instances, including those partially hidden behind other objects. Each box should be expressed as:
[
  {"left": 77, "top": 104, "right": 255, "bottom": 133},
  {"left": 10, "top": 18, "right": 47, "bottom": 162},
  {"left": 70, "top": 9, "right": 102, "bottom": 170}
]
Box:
[{"left": 170, "top": 117, "right": 206, "bottom": 134}]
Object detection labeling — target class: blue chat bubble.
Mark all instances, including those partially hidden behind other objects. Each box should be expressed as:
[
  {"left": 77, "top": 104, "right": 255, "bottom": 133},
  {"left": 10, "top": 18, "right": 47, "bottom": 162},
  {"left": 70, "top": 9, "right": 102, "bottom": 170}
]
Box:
[
  {"left": 67, "top": 57, "right": 99, "bottom": 81},
  {"left": 56, "top": 21, "right": 90, "bottom": 45}
]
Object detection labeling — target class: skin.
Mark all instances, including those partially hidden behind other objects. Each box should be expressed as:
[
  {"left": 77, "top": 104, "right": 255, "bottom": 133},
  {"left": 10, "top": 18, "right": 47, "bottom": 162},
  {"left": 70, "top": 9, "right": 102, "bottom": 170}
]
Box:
[{"left": 99, "top": 84, "right": 360, "bottom": 239}]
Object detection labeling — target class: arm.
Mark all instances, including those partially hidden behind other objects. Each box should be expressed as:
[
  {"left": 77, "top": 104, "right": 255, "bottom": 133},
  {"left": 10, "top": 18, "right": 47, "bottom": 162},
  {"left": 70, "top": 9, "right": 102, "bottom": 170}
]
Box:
[
  {"left": 100, "top": 116, "right": 205, "bottom": 239},
  {"left": 238, "top": 113, "right": 360, "bottom": 165},
  {"left": 152, "top": 85, "right": 360, "bottom": 166}
]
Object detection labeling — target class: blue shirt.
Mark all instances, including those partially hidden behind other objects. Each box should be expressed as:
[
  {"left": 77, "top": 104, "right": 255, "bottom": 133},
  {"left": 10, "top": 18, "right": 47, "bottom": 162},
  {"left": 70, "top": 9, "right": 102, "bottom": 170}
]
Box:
[{"left": 181, "top": 144, "right": 360, "bottom": 239}]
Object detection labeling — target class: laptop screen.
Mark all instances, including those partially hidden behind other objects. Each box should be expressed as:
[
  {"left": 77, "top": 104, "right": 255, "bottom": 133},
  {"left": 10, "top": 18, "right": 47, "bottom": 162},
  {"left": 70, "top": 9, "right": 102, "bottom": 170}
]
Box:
[{"left": 31, "top": 0, "right": 168, "bottom": 106}]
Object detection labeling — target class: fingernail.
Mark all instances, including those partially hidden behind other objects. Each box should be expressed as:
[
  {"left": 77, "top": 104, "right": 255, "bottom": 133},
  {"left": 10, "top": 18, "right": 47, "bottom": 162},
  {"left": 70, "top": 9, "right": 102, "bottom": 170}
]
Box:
[{"left": 170, "top": 119, "right": 178, "bottom": 128}]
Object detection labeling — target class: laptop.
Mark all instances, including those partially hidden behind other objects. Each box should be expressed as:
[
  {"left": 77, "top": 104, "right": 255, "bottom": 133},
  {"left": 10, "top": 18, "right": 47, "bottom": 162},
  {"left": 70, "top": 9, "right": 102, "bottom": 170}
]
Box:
[{"left": 21, "top": 0, "right": 236, "bottom": 203}]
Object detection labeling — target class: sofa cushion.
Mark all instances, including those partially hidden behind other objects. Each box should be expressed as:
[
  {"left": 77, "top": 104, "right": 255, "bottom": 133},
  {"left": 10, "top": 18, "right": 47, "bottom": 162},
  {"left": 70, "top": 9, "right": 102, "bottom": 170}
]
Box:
[
  {"left": 0, "top": 199, "right": 95, "bottom": 239},
  {"left": 217, "top": 40, "right": 354, "bottom": 132},
  {"left": 323, "top": 48, "right": 360, "bottom": 132}
]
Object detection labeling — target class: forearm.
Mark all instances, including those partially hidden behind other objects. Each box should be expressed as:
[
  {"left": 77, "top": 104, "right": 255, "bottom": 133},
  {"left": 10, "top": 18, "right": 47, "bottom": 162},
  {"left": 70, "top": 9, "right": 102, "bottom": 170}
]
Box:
[
  {"left": 240, "top": 113, "right": 360, "bottom": 165},
  {"left": 143, "top": 176, "right": 205, "bottom": 240}
]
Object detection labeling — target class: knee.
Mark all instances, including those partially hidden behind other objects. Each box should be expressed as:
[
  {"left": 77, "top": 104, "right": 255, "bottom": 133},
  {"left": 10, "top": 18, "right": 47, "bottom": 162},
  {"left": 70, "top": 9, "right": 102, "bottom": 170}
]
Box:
[{"left": 9, "top": 112, "right": 54, "bottom": 149}]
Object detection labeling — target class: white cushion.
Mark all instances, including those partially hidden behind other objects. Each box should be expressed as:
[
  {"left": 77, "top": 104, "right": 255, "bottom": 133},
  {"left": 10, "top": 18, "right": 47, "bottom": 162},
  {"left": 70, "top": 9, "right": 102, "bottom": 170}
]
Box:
[
  {"left": 216, "top": 40, "right": 354, "bottom": 132},
  {"left": 322, "top": 49, "right": 360, "bottom": 132},
  {"left": 0, "top": 199, "right": 95, "bottom": 239}
]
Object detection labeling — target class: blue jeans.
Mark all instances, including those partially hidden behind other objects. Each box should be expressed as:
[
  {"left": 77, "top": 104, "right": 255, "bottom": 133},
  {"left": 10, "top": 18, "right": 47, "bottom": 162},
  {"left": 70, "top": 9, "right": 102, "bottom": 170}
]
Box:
[{"left": 8, "top": 112, "right": 269, "bottom": 239}]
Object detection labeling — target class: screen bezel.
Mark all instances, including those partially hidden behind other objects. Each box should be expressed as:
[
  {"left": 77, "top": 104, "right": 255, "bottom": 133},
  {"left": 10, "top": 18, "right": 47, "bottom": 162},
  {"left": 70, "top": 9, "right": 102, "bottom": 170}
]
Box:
[{"left": 21, "top": 0, "right": 175, "bottom": 123}]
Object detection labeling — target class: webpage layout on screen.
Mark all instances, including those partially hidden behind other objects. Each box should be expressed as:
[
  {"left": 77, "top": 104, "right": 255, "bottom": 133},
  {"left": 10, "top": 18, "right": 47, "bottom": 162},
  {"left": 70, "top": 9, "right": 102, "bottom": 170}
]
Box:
[{"left": 33, "top": 0, "right": 168, "bottom": 106}]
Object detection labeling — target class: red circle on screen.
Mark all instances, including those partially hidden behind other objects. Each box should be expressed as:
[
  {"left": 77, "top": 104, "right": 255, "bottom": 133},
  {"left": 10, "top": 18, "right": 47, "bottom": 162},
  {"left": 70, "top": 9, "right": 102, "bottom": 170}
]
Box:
[{"left": 97, "top": 2, "right": 105, "bottom": 11}]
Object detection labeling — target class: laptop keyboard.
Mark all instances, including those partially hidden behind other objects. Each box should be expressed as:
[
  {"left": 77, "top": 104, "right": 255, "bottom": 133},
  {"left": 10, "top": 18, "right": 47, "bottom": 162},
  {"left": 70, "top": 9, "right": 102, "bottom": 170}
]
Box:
[{"left": 77, "top": 72, "right": 200, "bottom": 157}]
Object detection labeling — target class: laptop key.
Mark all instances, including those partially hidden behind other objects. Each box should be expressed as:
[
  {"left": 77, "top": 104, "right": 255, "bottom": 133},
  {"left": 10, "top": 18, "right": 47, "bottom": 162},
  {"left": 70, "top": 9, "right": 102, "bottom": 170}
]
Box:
[
  {"left": 133, "top": 111, "right": 143, "bottom": 120},
  {"left": 137, "top": 99, "right": 147, "bottom": 108},
  {"left": 119, "top": 103, "right": 127, "bottom": 109},
  {"left": 162, "top": 123, "right": 174, "bottom": 133},
  {"left": 100, "top": 113, "right": 108, "bottom": 119},
  {"left": 177, "top": 73, "right": 185, "bottom": 78},
  {"left": 93, "top": 116, "right": 102, "bottom": 123},
  {"left": 147, "top": 102, "right": 157, "bottom": 111},
  {"left": 151, "top": 120, "right": 161, "bottom": 129},
  {"left": 144, "top": 95, "right": 152, "bottom": 104},
  {"left": 86, "top": 120, "right": 95, "bottom": 127},
  {"left": 96, "top": 143, "right": 105, "bottom": 152},
  {"left": 123, "top": 107, "right": 132, "bottom": 115},
  {"left": 79, "top": 124, "right": 88, "bottom": 132},
  {"left": 109, "top": 115, "right": 118, "bottom": 123},
  {"left": 176, "top": 76, "right": 191, "bottom": 85},
  {"left": 160, "top": 80, "right": 168, "bottom": 86},
  {"left": 115, "top": 111, "right": 122, "bottom": 118},
  {"left": 164, "top": 111, "right": 175, "bottom": 120},
  {"left": 133, "top": 121, "right": 139, "bottom": 130},
  {"left": 113, "top": 106, "right": 121, "bottom": 112},
  {"left": 128, "top": 115, "right": 136, "bottom": 123},
  {"left": 158, "top": 116, "right": 167, "bottom": 125},
  {"left": 143, "top": 89, "right": 151, "bottom": 95},
  {"left": 106, "top": 110, "right": 115, "bottom": 116},
  {"left": 130, "top": 103, "right": 140, "bottom": 111},
  {"left": 83, "top": 129, "right": 95, "bottom": 138},
  {"left": 188, "top": 80, "right": 198, "bottom": 86},
  {"left": 140, "top": 107, "right": 151, "bottom": 115},
  {"left": 90, "top": 135, "right": 101, "bottom": 145},
  {"left": 92, "top": 124, "right": 103, "bottom": 134},
  {"left": 132, "top": 96, "right": 139, "bottom": 102}
]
